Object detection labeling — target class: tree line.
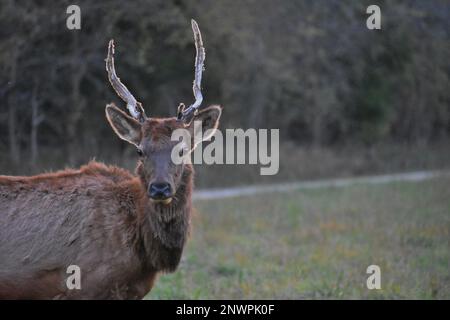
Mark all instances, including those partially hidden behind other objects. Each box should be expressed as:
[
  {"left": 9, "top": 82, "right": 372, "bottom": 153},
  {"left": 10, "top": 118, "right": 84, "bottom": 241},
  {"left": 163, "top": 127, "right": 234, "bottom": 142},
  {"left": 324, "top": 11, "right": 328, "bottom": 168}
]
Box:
[{"left": 0, "top": 0, "right": 449, "bottom": 173}]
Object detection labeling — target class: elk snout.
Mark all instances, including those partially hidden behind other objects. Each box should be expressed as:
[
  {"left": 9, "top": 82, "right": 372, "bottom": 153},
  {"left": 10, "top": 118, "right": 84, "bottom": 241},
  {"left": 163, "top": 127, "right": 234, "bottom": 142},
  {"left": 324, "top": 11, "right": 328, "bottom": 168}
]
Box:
[{"left": 148, "top": 182, "right": 173, "bottom": 204}]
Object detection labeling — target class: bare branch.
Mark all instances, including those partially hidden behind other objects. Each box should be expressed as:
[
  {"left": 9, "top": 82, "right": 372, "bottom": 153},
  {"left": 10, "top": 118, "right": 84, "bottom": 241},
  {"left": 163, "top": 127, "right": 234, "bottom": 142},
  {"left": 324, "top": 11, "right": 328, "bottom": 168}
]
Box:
[{"left": 106, "top": 39, "right": 146, "bottom": 122}]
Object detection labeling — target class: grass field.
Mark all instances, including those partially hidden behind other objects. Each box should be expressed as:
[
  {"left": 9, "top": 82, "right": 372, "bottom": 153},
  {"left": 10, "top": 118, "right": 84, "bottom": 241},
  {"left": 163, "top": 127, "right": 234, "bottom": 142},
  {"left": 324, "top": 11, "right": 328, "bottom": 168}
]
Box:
[{"left": 146, "top": 176, "right": 450, "bottom": 299}]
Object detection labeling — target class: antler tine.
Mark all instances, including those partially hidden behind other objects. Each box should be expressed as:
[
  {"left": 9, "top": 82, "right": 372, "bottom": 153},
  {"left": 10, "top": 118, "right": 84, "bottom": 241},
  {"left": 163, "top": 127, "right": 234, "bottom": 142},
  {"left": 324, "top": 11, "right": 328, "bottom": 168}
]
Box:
[
  {"left": 179, "top": 19, "right": 205, "bottom": 122},
  {"left": 106, "top": 39, "right": 146, "bottom": 123}
]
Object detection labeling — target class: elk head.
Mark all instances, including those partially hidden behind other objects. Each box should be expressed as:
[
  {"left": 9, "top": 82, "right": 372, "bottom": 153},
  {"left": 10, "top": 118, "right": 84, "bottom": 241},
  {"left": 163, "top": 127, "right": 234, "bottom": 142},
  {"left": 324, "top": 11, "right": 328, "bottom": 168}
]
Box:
[{"left": 105, "top": 20, "right": 221, "bottom": 205}]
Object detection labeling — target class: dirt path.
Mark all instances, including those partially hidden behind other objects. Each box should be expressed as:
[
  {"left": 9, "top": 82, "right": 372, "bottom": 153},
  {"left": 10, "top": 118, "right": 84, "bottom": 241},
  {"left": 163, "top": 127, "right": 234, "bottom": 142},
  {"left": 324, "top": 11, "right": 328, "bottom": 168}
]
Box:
[{"left": 193, "top": 170, "right": 450, "bottom": 200}]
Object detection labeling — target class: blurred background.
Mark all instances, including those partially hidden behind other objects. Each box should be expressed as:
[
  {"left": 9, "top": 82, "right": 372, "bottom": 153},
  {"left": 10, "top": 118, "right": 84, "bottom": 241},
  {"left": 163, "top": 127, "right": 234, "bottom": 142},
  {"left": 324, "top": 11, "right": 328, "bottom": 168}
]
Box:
[
  {"left": 0, "top": 0, "right": 449, "bottom": 299},
  {"left": 1, "top": 0, "right": 449, "bottom": 186}
]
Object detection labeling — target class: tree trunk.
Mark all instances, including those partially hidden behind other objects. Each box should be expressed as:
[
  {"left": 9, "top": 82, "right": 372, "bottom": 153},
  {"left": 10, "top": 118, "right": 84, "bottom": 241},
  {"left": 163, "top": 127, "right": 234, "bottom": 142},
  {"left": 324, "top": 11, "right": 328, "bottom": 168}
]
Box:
[
  {"left": 8, "top": 101, "right": 20, "bottom": 166},
  {"left": 66, "top": 34, "right": 87, "bottom": 166},
  {"left": 7, "top": 44, "right": 19, "bottom": 167},
  {"left": 30, "top": 81, "right": 43, "bottom": 168}
]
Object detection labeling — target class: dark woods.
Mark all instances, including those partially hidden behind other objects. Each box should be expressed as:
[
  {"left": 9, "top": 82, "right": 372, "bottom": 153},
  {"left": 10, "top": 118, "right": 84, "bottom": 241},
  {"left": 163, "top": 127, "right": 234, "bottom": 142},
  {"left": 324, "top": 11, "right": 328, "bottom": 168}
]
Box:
[{"left": 0, "top": 0, "right": 449, "bottom": 177}]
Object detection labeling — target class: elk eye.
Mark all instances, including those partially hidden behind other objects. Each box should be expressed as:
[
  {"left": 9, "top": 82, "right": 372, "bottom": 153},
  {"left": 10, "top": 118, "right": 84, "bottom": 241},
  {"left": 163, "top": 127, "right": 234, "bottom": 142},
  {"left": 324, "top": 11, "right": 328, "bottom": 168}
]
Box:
[{"left": 137, "top": 149, "right": 143, "bottom": 157}]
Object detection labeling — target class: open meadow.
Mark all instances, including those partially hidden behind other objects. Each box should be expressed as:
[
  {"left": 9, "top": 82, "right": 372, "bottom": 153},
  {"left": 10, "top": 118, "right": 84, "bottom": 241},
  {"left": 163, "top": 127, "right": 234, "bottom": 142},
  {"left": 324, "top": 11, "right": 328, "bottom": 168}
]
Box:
[{"left": 147, "top": 175, "right": 450, "bottom": 299}]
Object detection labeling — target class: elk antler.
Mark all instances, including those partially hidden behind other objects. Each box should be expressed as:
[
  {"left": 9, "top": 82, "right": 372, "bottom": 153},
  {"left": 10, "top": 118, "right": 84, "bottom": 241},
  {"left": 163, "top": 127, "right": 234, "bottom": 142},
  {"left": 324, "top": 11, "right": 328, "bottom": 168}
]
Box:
[
  {"left": 178, "top": 19, "right": 205, "bottom": 122},
  {"left": 106, "top": 39, "right": 147, "bottom": 123}
]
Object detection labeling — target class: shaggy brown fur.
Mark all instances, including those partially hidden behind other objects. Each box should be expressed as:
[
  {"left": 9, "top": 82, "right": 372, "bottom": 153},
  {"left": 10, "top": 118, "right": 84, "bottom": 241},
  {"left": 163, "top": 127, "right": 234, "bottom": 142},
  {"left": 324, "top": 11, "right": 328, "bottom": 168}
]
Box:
[
  {"left": 0, "top": 105, "right": 221, "bottom": 299},
  {"left": 0, "top": 161, "right": 193, "bottom": 299}
]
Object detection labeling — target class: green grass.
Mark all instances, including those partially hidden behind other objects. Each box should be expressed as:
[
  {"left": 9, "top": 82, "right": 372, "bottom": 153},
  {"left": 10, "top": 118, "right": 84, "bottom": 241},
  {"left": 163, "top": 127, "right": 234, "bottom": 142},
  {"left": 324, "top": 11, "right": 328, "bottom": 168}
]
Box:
[{"left": 146, "top": 176, "right": 450, "bottom": 299}]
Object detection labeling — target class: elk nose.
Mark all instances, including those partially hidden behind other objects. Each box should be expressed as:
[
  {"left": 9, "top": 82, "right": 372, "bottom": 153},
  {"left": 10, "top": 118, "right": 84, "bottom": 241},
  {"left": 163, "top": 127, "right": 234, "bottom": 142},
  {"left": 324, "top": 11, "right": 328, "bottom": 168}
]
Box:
[{"left": 148, "top": 182, "right": 172, "bottom": 200}]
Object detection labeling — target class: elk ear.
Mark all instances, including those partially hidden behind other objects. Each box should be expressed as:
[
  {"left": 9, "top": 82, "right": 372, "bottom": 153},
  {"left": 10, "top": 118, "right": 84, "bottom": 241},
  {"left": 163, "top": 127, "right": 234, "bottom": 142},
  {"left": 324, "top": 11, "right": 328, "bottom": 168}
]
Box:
[
  {"left": 105, "top": 104, "right": 142, "bottom": 147},
  {"left": 188, "top": 105, "right": 222, "bottom": 149}
]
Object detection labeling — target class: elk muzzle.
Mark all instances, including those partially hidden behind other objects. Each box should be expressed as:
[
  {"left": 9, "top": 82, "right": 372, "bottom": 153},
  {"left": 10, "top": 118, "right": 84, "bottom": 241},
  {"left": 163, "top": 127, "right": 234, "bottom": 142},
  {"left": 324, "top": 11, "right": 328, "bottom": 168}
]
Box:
[{"left": 148, "top": 182, "right": 173, "bottom": 204}]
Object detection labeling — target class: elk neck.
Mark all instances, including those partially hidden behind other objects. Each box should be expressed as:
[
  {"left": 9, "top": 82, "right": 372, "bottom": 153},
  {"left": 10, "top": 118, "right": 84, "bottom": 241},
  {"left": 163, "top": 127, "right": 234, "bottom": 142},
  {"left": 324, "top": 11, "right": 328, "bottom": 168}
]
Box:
[{"left": 136, "top": 164, "right": 194, "bottom": 272}]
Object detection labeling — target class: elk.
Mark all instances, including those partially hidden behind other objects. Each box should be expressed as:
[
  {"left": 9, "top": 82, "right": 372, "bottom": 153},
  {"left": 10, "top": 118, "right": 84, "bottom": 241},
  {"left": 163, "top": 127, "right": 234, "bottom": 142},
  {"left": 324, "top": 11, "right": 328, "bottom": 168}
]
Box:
[{"left": 0, "top": 20, "right": 221, "bottom": 299}]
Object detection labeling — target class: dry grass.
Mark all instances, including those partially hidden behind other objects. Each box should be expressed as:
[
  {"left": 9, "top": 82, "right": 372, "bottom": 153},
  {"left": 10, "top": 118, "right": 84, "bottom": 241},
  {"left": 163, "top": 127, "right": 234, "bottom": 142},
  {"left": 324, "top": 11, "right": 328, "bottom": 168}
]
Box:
[
  {"left": 146, "top": 175, "right": 450, "bottom": 299},
  {"left": 194, "top": 141, "right": 450, "bottom": 188}
]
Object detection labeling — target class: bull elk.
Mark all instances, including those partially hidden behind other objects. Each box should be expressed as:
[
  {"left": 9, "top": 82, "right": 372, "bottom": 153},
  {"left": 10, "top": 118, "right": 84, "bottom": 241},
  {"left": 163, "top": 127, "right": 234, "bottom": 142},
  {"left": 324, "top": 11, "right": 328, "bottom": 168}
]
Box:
[{"left": 0, "top": 20, "right": 221, "bottom": 299}]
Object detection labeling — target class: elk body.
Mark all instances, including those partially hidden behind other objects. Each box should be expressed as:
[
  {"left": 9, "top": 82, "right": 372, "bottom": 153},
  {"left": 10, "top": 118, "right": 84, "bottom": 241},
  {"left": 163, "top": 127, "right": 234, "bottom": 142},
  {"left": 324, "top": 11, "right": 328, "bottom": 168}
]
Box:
[{"left": 0, "top": 20, "right": 221, "bottom": 299}]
